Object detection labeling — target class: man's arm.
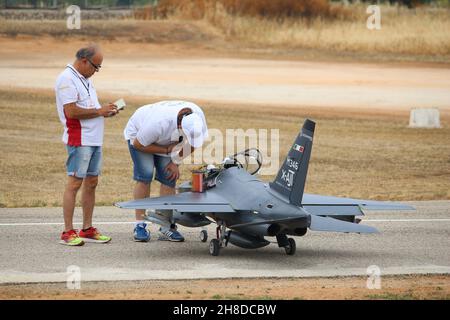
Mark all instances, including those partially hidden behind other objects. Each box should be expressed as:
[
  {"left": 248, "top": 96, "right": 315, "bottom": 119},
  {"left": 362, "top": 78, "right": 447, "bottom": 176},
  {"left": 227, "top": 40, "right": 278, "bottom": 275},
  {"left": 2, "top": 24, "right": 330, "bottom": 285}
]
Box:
[
  {"left": 169, "top": 143, "right": 196, "bottom": 165},
  {"left": 132, "top": 138, "right": 177, "bottom": 155},
  {"left": 133, "top": 139, "right": 195, "bottom": 158},
  {"left": 178, "top": 145, "right": 195, "bottom": 158},
  {"left": 64, "top": 102, "right": 117, "bottom": 119}
]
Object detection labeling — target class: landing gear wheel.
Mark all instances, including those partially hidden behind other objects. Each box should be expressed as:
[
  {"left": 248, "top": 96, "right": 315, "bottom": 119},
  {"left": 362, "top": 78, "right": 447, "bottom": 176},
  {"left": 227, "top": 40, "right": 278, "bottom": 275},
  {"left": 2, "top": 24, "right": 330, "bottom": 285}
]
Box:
[
  {"left": 209, "top": 239, "right": 220, "bottom": 256},
  {"left": 284, "top": 238, "right": 296, "bottom": 255},
  {"left": 199, "top": 230, "right": 208, "bottom": 242}
]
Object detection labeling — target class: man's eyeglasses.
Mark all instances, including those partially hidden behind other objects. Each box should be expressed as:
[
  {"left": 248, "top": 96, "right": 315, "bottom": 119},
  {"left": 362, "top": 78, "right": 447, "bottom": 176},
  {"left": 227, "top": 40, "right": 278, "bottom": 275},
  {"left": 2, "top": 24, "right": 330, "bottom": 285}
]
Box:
[{"left": 86, "top": 58, "right": 101, "bottom": 71}]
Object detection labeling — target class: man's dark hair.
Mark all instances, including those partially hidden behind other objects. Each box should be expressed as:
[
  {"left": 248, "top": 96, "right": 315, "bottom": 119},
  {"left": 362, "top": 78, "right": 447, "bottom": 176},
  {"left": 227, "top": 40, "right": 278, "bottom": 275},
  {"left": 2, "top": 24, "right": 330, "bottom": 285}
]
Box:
[{"left": 75, "top": 44, "right": 98, "bottom": 60}]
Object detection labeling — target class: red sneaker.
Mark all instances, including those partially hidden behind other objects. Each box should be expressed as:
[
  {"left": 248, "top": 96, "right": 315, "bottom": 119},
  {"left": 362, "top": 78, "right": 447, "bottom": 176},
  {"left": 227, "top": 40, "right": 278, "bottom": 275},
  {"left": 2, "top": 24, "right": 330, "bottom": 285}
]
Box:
[
  {"left": 79, "top": 227, "right": 111, "bottom": 244},
  {"left": 60, "top": 229, "right": 84, "bottom": 246}
]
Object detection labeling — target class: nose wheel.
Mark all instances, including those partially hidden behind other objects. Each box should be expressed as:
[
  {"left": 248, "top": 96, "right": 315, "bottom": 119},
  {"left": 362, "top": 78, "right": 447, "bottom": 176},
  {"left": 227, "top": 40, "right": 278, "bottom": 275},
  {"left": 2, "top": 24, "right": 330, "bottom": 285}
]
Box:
[
  {"left": 208, "top": 222, "right": 227, "bottom": 256},
  {"left": 199, "top": 229, "right": 208, "bottom": 242}
]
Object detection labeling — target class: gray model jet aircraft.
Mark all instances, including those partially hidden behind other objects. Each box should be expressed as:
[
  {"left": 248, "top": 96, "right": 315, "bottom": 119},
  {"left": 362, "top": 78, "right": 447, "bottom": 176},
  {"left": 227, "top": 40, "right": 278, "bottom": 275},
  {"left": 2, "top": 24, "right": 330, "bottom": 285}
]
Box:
[{"left": 116, "top": 119, "right": 414, "bottom": 256}]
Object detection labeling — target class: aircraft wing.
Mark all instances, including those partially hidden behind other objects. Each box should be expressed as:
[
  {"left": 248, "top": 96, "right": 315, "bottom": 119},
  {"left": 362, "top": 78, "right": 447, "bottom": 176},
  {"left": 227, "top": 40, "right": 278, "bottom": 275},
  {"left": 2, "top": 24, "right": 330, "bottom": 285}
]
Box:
[
  {"left": 302, "top": 193, "right": 414, "bottom": 216},
  {"left": 115, "top": 192, "right": 235, "bottom": 213}
]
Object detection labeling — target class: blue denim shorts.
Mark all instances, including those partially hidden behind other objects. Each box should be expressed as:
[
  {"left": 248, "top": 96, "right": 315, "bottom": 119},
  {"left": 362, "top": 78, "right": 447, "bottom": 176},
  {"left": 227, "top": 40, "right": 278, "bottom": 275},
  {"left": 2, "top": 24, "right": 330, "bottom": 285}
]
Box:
[
  {"left": 66, "top": 145, "right": 102, "bottom": 178},
  {"left": 127, "top": 140, "right": 176, "bottom": 188}
]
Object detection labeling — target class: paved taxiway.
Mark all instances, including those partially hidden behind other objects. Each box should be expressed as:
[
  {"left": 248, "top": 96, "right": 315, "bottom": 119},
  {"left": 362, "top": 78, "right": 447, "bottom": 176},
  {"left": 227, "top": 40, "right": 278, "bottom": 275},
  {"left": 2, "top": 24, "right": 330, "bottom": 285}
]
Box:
[{"left": 0, "top": 201, "right": 449, "bottom": 284}]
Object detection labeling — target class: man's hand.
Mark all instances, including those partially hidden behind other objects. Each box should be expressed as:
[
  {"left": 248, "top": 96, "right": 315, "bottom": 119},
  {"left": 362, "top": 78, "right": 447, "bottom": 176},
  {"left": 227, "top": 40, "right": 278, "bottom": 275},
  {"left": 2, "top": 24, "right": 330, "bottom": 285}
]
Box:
[
  {"left": 133, "top": 140, "right": 178, "bottom": 155},
  {"left": 164, "top": 162, "right": 180, "bottom": 181},
  {"left": 98, "top": 103, "right": 118, "bottom": 117},
  {"left": 166, "top": 141, "right": 181, "bottom": 154}
]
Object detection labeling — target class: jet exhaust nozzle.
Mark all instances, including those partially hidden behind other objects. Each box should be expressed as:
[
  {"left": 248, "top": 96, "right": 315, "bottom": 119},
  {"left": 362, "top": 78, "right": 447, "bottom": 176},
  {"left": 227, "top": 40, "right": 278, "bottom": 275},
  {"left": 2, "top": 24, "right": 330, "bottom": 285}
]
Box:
[{"left": 293, "top": 227, "right": 307, "bottom": 236}]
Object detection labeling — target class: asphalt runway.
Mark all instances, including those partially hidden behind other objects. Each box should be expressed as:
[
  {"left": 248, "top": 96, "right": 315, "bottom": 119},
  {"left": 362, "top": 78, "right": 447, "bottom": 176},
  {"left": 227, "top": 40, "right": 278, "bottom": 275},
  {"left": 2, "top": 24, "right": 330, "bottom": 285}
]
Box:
[{"left": 0, "top": 201, "right": 449, "bottom": 284}]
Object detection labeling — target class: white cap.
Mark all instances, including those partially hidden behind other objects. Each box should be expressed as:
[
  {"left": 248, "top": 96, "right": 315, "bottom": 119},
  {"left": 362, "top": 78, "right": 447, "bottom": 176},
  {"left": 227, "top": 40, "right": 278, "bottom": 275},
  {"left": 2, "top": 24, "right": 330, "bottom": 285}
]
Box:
[{"left": 181, "top": 113, "right": 205, "bottom": 148}]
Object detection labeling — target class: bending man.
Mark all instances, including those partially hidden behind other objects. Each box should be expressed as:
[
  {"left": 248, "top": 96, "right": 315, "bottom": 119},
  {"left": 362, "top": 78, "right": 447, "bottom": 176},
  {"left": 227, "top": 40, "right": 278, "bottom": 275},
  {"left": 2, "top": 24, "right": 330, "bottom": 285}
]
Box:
[{"left": 124, "top": 100, "right": 208, "bottom": 242}]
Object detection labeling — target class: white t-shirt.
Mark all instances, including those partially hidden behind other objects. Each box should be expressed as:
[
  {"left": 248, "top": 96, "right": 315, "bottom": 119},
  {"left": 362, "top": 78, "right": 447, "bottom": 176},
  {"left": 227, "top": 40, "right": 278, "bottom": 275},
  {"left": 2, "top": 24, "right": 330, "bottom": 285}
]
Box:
[
  {"left": 55, "top": 64, "right": 104, "bottom": 146},
  {"left": 124, "top": 101, "right": 208, "bottom": 156}
]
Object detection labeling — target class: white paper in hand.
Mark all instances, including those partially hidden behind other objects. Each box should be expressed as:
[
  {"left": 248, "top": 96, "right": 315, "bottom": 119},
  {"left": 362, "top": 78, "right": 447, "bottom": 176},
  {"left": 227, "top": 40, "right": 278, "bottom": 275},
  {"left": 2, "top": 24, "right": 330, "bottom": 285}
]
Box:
[{"left": 114, "top": 98, "right": 126, "bottom": 110}]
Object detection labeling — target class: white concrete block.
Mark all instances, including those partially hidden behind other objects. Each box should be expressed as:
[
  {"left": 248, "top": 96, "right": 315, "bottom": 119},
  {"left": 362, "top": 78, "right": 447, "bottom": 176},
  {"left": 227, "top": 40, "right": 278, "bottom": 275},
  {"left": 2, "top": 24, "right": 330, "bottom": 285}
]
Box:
[{"left": 409, "top": 108, "right": 441, "bottom": 128}]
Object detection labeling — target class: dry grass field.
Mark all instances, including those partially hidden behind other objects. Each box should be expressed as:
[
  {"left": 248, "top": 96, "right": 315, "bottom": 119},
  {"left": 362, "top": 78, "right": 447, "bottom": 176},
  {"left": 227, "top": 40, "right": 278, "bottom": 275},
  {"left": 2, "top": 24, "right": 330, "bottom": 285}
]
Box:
[
  {"left": 224, "top": 7, "right": 450, "bottom": 58},
  {"left": 1, "top": 4, "right": 449, "bottom": 63},
  {"left": 0, "top": 88, "right": 449, "bottom": 208}
]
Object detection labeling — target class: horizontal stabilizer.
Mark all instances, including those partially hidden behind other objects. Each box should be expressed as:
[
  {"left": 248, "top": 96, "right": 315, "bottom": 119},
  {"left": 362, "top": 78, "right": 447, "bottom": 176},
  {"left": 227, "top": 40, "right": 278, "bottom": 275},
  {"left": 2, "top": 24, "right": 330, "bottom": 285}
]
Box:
[
  {"left": 309, "top": 215, "right": 378, "bottom": 234},
  {"left": 302, "top": 194, "right": 415, "bottom": 211},
  {"left": 360, "top": 204, "right": 415, "bottom": 211},
  {"left": 303, "top": 205, "right": 364, "bottom": 216}
]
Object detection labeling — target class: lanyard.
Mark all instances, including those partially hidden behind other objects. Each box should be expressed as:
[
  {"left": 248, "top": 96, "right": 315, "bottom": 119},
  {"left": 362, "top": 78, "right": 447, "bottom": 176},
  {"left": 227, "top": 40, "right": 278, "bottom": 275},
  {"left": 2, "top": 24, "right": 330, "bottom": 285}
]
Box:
[{"left": 67, "top": 66, "right": 90, "bottom": 96}]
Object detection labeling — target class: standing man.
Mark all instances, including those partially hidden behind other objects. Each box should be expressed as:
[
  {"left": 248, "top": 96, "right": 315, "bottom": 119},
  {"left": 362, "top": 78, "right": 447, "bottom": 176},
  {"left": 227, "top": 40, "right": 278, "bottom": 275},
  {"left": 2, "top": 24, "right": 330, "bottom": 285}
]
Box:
[
  {"left": 55, "top": 43, "right": 118, "bottom": 246},
  {"left": 124, "top": 101, "right": 208, "bottom": 242}
]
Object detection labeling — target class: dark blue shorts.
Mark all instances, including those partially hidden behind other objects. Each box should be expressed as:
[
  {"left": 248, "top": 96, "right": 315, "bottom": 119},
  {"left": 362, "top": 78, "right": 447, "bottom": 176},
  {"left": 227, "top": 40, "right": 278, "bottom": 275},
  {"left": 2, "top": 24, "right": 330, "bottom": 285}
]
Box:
[{"left": 127, "top": 140, "right": 176, "bottom": 188}]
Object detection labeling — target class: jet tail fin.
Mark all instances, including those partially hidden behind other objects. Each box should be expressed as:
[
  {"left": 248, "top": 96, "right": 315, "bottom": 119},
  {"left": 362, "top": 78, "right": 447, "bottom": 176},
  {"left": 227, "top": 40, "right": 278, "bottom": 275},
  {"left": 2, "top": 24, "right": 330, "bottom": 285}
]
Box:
[{"left": 269, "top": 119, "right": 315, "bottom": 206}]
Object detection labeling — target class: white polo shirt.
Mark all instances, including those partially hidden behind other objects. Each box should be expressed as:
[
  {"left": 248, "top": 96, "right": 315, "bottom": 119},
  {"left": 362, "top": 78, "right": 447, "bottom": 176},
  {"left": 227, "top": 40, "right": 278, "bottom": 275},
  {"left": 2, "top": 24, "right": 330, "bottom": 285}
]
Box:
[
  {"left": 55, "top": 64, "right": 104, "bottom": 146},
  {"left": 124, "top": 101, "right": 208, "bottom": 156}
]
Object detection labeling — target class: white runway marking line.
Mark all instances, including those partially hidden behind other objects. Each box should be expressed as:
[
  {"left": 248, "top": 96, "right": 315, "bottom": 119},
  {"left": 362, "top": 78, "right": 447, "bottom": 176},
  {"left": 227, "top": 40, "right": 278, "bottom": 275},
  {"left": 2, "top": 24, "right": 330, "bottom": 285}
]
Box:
[
  {"left": 0, "top": 221, "right": 135, "bottom": 226},
  {"left": 1, "top": 219, "right": 450, "bottom": 226},
  {"left": 363, "top": 219, "right": 450, "bottom": 222}
]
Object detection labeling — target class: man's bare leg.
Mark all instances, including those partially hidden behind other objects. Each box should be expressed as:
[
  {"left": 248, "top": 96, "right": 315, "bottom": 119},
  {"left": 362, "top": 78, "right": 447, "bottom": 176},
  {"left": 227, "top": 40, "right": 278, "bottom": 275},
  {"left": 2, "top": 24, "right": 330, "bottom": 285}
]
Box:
[
  {"left": 63, "top": 176, "right": 83, "bottom": 232},
  {"left": 160, "top": 183, "right": 176, "bottom": 228},
  {"left": 134, "top": 181, "right": 151, "bottom": 221},
  {"left": 160, "top": 183, "right": 176, "bottom": 196},
  {"left": 81, "top": 175, "right": 98, "bottom": 230},
  {"left": 158, "top": 183, "right": 184, "bottom": 241}
]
